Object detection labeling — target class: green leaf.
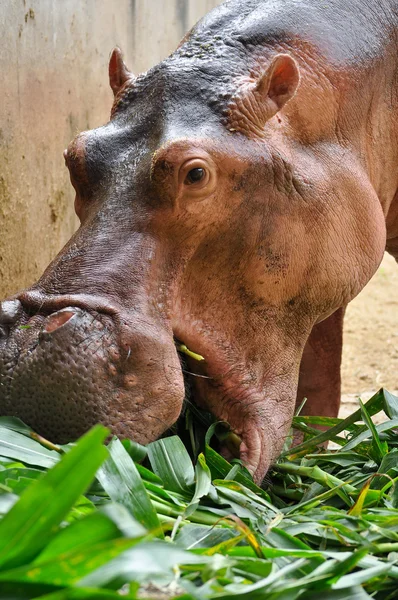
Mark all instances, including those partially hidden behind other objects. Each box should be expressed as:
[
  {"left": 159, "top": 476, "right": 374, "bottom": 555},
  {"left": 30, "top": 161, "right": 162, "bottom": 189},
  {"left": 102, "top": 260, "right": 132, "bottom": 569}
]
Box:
[
  {"left": 214, "top": 557, "right": 308, "bottom": 598},
  {"left": 348, "top": 479, "right": 373, "bottom": 516},
  {"left": 135, "top": 463, "right": 163, "bottom": 485},
  {"left": 342, "top": 418, "right": 398, "bottom": 452},
  {"left": 304, "top": 453, "right": 367, "bottom": 467},
  {"left": 378, "top": 449, "right": 398, "bottom": 475},
  {"left": 0, "top": 581, "right": 59, "bottom": 598},
  {"left": 326, "top": 547, "right": 370, "bottom": 581},
  {"left": 0, "top": 426, "right": 60, "bottom": 468},
  {"left": 0, "top": 467, "right": 44, "bottom": 495},
  {"left": 0, "top": 425, "right": 108, "bottom": 570},
  {"left": 99, "top": 503, "right": 148, "bottom": 538},
  {"left": 293, "top": 415, "right": 341, "bottom": 427},
  {"left": 34, "top": 511, "right": 125, "bottom": 563},
  {"left": 185, "top": 453, "right": 212, "bottom": 517},
  {"left": 382, "top": 389, "right": 398, "bottom": 419},
  {"left": 78, "top": 540, "right": 212, "bottom": 588},
  {"left": 0, "top": 416, "right": 35, "bottom": 435},
  {"left": 121, "top": 438, "right": 147, "bottom": 463},
  {"left": 302, "top": 586, "right": 372, "bottom": 599},
  {"left": 332, "top": 561, "right": 394, "bottom": 588},
  {"left": 175, "top": 524, "right": 237, "bottom": 549},
  {"left": 96, "top": 437, "right": 161, "bottom": 535},
  {"left": 391, "top": 480, "right": 398, "bottom": 508},
  {"left": 147, "top": 436, "right": 195, "bottom": 495},
  {"left": 359, "top": 399, "right": 388, "bottom": 462},
  {"left": 284, "top": 390, "right": 385, "bottom": 457},
  {"left": 205, "top": 445, "right": 270, "bottom": 500},
  {"left": 0, "top": 537, "right": 142, "bottom": 587},
  {"left": 0, "top": 405, "right": 397, "bottom": 599}
]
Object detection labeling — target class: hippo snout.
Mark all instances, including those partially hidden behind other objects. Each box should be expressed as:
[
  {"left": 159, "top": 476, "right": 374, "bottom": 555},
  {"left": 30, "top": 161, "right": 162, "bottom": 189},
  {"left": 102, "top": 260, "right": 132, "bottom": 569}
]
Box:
[
  {"left": 0, "top": 300, "right": 185, "bottom": 444},
  {"left": 0, "top": 304, "right": 118, "bottom": 442}
]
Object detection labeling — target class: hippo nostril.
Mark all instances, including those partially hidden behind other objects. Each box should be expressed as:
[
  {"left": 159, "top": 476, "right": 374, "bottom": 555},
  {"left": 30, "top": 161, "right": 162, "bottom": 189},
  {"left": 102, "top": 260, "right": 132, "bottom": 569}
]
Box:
[
  {"left": 0, "top": 300, "right": 23, "bottom": 325},
  {"left": 43, "top": 309, "right": 77, "bottom": 334}
]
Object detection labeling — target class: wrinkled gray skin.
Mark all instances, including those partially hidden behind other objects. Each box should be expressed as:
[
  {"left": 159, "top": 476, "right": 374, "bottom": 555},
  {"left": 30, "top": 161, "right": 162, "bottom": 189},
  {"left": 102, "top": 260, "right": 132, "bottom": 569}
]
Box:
[{"left": 1, "top": 0, "right": 398, "bottom": 482}]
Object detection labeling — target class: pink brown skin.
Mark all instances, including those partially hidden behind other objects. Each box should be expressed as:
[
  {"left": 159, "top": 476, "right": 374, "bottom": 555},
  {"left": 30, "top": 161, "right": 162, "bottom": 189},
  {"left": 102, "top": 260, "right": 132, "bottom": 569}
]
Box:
[{"left": 1, "top": 0, "right": 397, "bottom": 482}]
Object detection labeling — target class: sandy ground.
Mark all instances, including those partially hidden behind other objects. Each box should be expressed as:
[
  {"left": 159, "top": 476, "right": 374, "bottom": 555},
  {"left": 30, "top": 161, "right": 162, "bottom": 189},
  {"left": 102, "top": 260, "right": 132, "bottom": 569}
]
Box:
[{"left": 340, "top": 252, "right": 398, "bottom": 419}]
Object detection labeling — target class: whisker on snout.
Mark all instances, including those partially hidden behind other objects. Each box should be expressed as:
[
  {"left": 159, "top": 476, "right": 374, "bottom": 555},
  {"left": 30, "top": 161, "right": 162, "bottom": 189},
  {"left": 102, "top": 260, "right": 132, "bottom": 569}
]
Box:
[{"left": 168, "top": 364, "right": 212, "bottom": 379}]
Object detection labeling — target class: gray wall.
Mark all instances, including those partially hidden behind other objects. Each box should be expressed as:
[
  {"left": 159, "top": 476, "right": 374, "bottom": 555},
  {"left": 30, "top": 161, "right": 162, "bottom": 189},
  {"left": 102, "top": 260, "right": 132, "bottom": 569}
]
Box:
[{"left": 0, "top": 0, "right": 222, "bottom": 298}]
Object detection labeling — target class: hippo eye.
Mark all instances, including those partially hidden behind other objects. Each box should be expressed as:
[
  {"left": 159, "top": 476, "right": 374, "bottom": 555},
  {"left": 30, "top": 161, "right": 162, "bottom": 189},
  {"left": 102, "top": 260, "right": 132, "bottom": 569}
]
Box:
[{"left": 184, "top": 167, "right": 206, "bottom": 185}]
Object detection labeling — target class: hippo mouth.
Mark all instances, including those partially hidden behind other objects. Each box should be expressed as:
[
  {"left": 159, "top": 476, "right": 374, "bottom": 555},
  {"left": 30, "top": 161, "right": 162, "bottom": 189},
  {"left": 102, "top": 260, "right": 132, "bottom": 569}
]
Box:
[{"left": 171, "top": 326, "right": 293, "bottom": 483}]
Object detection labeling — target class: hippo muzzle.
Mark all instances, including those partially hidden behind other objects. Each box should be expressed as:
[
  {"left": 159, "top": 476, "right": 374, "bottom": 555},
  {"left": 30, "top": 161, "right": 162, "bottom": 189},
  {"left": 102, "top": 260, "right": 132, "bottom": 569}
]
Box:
[{"left": 0, "top": 297, "right": 185, "bottom": 444}]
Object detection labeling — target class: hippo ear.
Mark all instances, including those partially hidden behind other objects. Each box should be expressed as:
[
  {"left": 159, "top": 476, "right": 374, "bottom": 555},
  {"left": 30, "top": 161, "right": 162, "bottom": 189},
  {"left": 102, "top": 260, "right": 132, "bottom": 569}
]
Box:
[
  {"left": 228, "top": 54, "right": 300, "bottom": 137},
  {"left": 109, "top": 47, "right": 135, "bottom": 96}
]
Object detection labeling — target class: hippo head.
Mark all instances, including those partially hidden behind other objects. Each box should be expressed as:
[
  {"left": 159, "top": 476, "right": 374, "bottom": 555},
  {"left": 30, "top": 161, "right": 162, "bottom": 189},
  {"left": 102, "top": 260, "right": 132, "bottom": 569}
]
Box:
[{"left": 0, "top": 46, "right": 384, "bottom": 482}]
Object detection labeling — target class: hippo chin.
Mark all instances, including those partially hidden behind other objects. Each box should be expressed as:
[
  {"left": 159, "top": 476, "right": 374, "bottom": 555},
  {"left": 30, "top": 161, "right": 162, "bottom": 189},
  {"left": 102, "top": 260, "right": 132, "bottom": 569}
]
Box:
[{"left": 1, "top": 0, "right": 397, "bottom": 482}]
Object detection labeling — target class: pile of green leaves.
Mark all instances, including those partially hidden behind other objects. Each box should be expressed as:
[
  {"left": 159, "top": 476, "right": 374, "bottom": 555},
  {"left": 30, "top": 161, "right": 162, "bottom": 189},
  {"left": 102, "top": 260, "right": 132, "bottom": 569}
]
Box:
[{"left": 0, "top": 388, "right": 397, "bottom": 599}]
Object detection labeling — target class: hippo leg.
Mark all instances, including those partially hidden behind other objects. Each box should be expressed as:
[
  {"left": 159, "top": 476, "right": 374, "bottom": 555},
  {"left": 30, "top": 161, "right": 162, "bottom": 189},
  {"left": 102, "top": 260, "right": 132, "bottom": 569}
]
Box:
[{"left": 296, "top": 307, "right": 346, "bottom": 421}]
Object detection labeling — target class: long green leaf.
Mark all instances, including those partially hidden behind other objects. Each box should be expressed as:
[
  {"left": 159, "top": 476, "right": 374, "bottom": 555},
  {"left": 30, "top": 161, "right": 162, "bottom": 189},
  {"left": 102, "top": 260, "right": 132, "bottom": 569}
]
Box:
[
  {"left": 34, "top": 511, "right": 125, "bottom": 563},
  {"left": 96, "top": 437, "right": 161, "bottom": 535},
  {"left": 359, "top": 399, "right": 388, "bottom": 462},
  {"left": 185, "top": 453, "right": 212, "bottom": 517},
  {"left": 78, "top": 540, "right": 212, "bottom": 588},
  {"left": 0, "top": 538, "right": 142, "bottom": 587},
  {"left": 382, "top": 389, "right": 398, "bottom": 419},
  {"left": 205, "top": 445, "right": 270, "bottom": 500},
  {"left": 284, "top": 390, "right": 385, "bottom": 457},
  {"left": 332, "top": 562, "right": 394, "bottom": 588},
  {"left": 147, "top": 436, "right": 195, "bottom": 495},
  {"left": 342, "top": 418, "right": 398, "bottom": 452},
  {"left": 0, "top": 427, "right": 60, "bottom": 468},
  {"left": 0, "top": 425, "right": 108, "bottom": 569}
]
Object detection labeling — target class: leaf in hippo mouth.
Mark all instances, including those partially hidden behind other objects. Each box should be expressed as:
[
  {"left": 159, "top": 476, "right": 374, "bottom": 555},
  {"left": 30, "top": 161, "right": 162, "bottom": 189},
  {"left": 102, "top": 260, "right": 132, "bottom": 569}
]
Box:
[
  {"left": 176, "top": 342, "right": 205, "bottom": 362},
  {"left": 174, "top": 339, "right": 250, "bottom": 474}
]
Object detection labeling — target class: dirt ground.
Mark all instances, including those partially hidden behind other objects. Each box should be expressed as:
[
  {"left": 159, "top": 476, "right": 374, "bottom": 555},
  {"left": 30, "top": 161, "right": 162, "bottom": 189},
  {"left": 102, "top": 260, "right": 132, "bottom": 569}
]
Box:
[{"left": 340, "top": 252, "right": 398, "bottom": 418}]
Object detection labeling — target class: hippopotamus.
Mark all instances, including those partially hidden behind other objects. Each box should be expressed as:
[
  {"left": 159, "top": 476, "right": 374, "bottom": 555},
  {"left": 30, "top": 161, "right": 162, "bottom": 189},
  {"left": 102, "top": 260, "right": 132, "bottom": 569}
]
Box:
[{"left": 0, "top": 0, "right": 396, "bottom": 482}]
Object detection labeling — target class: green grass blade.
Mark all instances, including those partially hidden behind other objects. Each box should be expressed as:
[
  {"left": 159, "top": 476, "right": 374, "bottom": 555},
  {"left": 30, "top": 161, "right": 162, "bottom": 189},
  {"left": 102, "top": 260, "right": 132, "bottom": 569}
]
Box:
[
  {"left": 121, "top": 438, "right": 147, "bottom": 463},
  {"left": 185, "top": 453, "right": 212, "bottom": 517},
  {"left": 0, "top": 427, "right": 60, "bottom": 469},
  {"left": 0, "top": 467, "right": 45, "bottom": 495},
  {"left": 0, "top": 538, "right": 142, "bottom": 587},
  {"left": 78, "top": 540, "right": 212, "bottom": 589},
  {"left": 332, "top": 562, "right": 394, "bottom": 589},
  {"left": 147, "top": 436, "right": 195, "bottom": 495},
  {"left": 0, "top": 416, "right": 35, "bottom": 436},
  {"left": 382, "top": 389, "right": 398, "bottom": 419},
  {"left": 205, "top": 445, "right": 271, "bottom": 500},
  {"left": 342, "top": 418, "right": 398, "bottom": 452},
  {"left": 359, "top": 399, "right": 388, "bottom": 462},
  {"left": 34, "top": 511, "right": 126, "bottom": 563},
  {"left": 283, "top": 390, "right": 385, "bottom": 458},
  {"left": 0, "top": 425, "right": 108, "bottom": 570},
  {"left": 303, "top": 586, "right": 373, "bottom": 599},
  {"left": 96, "top": 437, "right": 162, "bottom": 536}
]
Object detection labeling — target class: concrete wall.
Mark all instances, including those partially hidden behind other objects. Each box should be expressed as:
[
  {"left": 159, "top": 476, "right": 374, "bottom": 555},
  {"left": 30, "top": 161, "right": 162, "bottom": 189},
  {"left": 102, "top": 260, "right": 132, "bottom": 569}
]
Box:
[{"left": 0, "top": 0, "right": 222, "bottom": 298}]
